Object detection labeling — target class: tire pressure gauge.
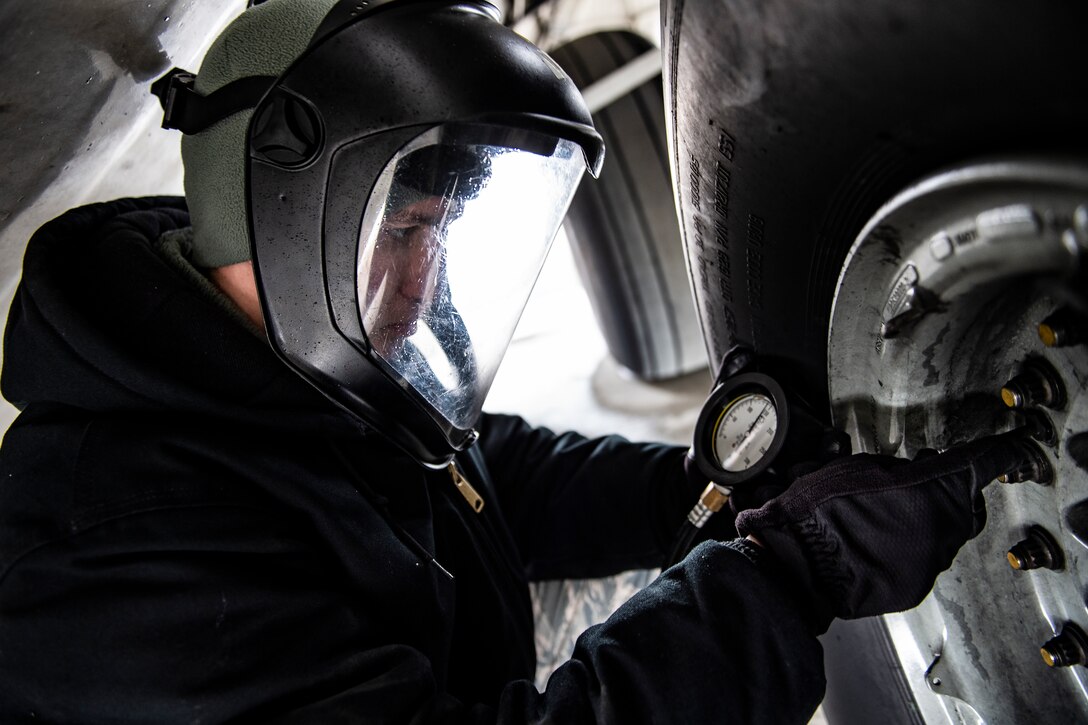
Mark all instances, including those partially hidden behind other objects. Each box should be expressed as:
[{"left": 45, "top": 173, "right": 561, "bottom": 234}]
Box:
[
  {"left": 667, "top": 349, "right": 847, "bottom": 567},
  {"left": 693, "top": 372, "right": 790, "bottom": 486}
]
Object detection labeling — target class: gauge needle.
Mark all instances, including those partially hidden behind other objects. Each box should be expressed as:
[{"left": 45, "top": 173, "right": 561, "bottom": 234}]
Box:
[{"left": 741, "top": 402, "right": 769, "bottom": 439}]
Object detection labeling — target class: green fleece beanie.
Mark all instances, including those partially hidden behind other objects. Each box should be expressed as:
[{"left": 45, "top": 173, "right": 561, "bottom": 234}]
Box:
[{"left": 181, "top": 0, "right": 338, "bottom": 268}]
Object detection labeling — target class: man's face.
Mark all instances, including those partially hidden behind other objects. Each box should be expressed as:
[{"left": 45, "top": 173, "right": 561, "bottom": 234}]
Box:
[{"left": 360, "top": 194, "right": 450, "bottom": 357}]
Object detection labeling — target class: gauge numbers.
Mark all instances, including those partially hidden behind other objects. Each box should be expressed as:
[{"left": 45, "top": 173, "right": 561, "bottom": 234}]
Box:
[{"left": 712, "top": 392, "right": 778, "bottom": 472}]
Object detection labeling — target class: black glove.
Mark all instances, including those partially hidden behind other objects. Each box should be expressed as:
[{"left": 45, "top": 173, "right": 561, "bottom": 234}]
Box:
[{"left": 734, "top": 430, "right": 1039, "bottom": 631}]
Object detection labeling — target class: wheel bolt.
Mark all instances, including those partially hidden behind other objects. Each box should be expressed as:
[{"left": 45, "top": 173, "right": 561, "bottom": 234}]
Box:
[
  {"left": 1041, "top": 623, "right": 1088, "bottom": 668},
  {"left": 1007, "top": 526, "right": 1062, "bottom": 571},
  {"left": 997, "top": 440, "right": 1053, "bottom": 484},
  {"left": 1039, "top": 307, "right": 1088, "bottom": 348},
  {"left": 1000, "top": 359, "right": 1066, "bottom": 410}
]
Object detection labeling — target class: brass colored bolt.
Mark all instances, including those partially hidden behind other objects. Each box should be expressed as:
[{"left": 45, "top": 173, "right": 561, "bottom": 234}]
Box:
[
  {"left": 1038, "top": 322, "right": 1059, "bottom": 348},
  {"left": 1041, "top": 624, "right": 1088, "bottom": 668},
  {"left": 1000, "top": 359, "right": 1066, "bottom": 410},
  {"left": 1038, "top": 307, "right": 1088, "bottom": 348},
  {"left": 1000, "top": 386, "right": 1022, "bottom": 408},
  {"left": 1007, "top": 527, "right": 1061, "bottom": 571}
]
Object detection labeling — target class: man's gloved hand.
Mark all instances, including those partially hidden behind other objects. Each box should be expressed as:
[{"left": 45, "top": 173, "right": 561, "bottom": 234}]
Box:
[{"left": 734, "top": 430, "right": 1039, "bottom": 631}]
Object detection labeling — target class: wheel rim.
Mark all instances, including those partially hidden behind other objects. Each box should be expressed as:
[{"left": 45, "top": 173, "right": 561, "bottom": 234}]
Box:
[{"left": 828, "top": 158, "right": 1088, "bottom": 722}]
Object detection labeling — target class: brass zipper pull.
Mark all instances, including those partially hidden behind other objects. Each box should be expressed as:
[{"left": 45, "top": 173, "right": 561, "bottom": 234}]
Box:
[{"left": 447, "top": 461, "right": 485, "bottom": 513}]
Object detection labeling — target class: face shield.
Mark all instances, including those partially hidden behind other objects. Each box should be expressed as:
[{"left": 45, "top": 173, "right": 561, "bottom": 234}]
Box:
[
  {"left": 233, "top": 0, "right": 604, "bottom": 466},
  {"left": 357, "top": 125, "right": 585, "bottom": 429}
]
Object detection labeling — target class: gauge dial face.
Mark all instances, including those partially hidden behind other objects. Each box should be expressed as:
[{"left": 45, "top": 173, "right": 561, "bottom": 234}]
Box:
[{"left": 712, "top": 392, "right": 778, "bottom": 472}]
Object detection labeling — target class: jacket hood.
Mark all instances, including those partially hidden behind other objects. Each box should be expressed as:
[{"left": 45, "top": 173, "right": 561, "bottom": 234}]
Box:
[{"left": 2, "top": 197, "right": 357, "bottom": 434}]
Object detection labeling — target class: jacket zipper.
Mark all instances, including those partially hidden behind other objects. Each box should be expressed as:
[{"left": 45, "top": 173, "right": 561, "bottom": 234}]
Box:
[{"left": 447, "top": 461, "right": 485, "bottom": 513}]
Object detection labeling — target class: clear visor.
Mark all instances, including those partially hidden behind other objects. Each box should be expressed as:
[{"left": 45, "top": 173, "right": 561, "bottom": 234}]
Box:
[{"left": 357, "top": 125, "right": 585, "bottom": 429}]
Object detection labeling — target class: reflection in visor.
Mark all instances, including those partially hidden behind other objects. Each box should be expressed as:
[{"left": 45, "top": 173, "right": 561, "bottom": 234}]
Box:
[{"left": 357, "top": 127, "right": 585, "bottom": 429}]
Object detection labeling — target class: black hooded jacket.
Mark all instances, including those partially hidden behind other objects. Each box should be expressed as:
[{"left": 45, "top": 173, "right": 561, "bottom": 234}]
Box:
[{"left": 0, "top": 198, "right": 824, "bottom": 723}]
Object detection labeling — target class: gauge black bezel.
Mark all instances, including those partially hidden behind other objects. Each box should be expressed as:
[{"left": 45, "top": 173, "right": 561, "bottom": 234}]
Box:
[{"left": 693, "top": 372, "right": 790, "bottom": 485}]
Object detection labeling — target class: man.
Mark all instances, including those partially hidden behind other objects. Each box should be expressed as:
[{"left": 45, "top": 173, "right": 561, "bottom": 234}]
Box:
[
  {"left": 361, "top": 193, "right": 449, "bottom": 356},
  {"left": 355, "top": 143, "right": 492, "bottom": 423},
  {"left": 0, "top": 0, "right": 1033, "bottom": 722}
]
